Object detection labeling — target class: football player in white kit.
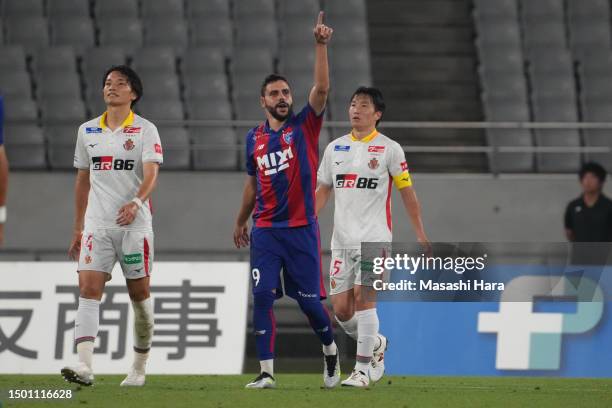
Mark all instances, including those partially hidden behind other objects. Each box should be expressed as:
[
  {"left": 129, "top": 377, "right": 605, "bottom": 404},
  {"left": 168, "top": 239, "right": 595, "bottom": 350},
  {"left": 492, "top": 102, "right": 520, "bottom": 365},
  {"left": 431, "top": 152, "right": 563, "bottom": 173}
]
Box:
[
  {"left": 316, "top": 87, "right": 429, "bottom": 387},
  {"left": 61, "top": 66, "right": 163, "bottom": 387}
]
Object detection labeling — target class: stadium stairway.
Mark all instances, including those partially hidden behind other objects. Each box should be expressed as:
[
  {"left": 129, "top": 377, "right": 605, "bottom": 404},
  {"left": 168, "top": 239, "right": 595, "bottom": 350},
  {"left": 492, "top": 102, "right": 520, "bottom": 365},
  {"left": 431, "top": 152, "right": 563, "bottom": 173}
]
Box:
[{"left": 367, "top": 0, "right": 488, "bottom": 172}]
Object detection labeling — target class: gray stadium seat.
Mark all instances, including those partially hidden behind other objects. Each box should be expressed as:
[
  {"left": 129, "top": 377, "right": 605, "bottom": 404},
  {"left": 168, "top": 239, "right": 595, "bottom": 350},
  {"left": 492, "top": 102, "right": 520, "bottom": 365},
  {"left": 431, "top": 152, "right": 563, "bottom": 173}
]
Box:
[
  {"left": 530, "top": 76, "right": 577, "bottom": 100},
  {"left": 473, "top": 0, "right": 518, "bottom": 19},
  {"left": 2, "top": 96, "right": 38, "bottom": 122},
  {"left": 186, "top": 98, "right": 232, "bottom": 120},
  {"left": 137, "top": 99, "right": 184, "bottom": 121},
  {"left": 477, "top": 48, "right": 523, "bottom": 74},
  {"left": 0, "top": 46, "right": 27, "bottom": 72},
  {"left": 33, "top": 47, "right": 77, "bottom": 74},
  {"left": 580, "top": 77, "right": 612, "bottom": 103},
  {"left": 480, "top": 73, "right": 528, "bottom": 103},
  {"left": 279, "top": 47, "right": 315, "bottom": 74},
  {"left": 5, "top": 17, "right": 49, "bottom": 54},
  {"left": 36, "top": 71, "right": 81, "bottom": 99},
  {"left": 328, "top": 21, "right": 368, "bottom": 46},
  {"left": 527, "top": 49, "right": 573, "bottom": 74},
  {"left": 50, "top": 17, "right": 95, "bottom": 54},
  {"left": 532, "top": 103, "right": 581, "bottom": 173},
  {"left": 95, "top": 0, "right": 139, "bottom": 19},
  {"left": 186, "top": 0, "right": 230, "bottom": 19},
  {"left": 183, "top": 72, "right": 229, "bottom": 99},
  {"left": 98, "top": 19, "right": 143, "bottom": 53},
  {"left": 233, "top": 0, "right": 275, "bottom": 19},
  {"left": 232, "top": 72, "right": 268, "bottom": 100},
  {"left": 281, "top": 17, "right": 317, "bottom": 47},
  {"left": 190, "top": 19, "right": 233, "bottom": 55},
  {"left": 485, "top": 102, "right": 530, "bottom": 121},
  {"left": 47, "top": 0, "right": 90, "bottom": 18},
  {"left": 569, "top": 21, "right": 611, "bottom": 53},
  {"left": 0, "top": 72, "right": 32, "bottom": 98},
  {"left": 181, "top": 48, "right": 225, "bottom": 75},
  {"left": 577, "top": 54, "right": 612, "bottom": 76},
  {"left": 235, "top": 18, "right": 278, "bottom": 55},
  {"left": 40, "top": 98, "right": 87, "bottom": 124},
  {"left": 82, "top": 47, "right": 128, "bottom": 78},
  {"left": 522, "top": 21, "right": 567, "bottom": 49},
  {"left": 3, "top": 0, "right": 43, "bottom": 17},
  {"left": 132, "top": 47, "right": 177, "bottom": 74},
  {"left": 46, "top": 125, "right": 78, "bottom": 170},
  {"left": 86, "top": 95, "right": 106, "bottom": 117},
  {"left": 331, "top": 47, "right": 371, "bottom": 76},
  {"left": 234, "top": 97, "right": 264, "bottom": 120},
  {"left": 567, "top": 0, "right": 610, "bottom": 20},
  {"left": 232, "top": 49, "right": 274, "bottom": 74},
  {"left": 142, "top": 0, "right": 184, "bottom": 19},
  {"left": 156, "top": 126, "right": 190, "bottom": 170},
  {"left": 143, "top": 18, "right": 188, "bottom": 50},
  {"left": 0, "top": 21, "right": 3, "bottom": 44},
  {"left": 191, "top": 127, "right": 238, "bottom": 170},
  {"left": 475, "top": 20, "right": 521, "bottom": 48},
  {"left": 520, "top": 0, "right": 564, "bottom": 19},
  {"left": 279, "top": 0, "right": 319, "bottom": 18},
  {"left": 4, "top": 125, "right": 46, "bottom": 169},
  {"left": 138, "top": 72, "right": 181, "bottom": 99},
  {"left": 326, "top": 0, "right": 366, "bottom": 20},
  {"left": 581, "top": 103, "right": 612, "bottom": 169}
]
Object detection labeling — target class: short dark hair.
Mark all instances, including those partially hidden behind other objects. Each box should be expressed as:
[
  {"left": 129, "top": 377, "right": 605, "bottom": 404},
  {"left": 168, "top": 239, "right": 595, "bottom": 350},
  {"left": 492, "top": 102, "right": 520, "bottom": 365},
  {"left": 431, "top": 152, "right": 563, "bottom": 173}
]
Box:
[
  {"left": 350, "top": 86, "right": 386, "bottom": 125},
  {"left": 261, "top": 74, "right": 290, "bottom": 97},
  {"left": 102, "top": 65, "right": 143, "bottom": 107},
  {"left": 579, "top": 162, "right": 607, "bottom": 184}
]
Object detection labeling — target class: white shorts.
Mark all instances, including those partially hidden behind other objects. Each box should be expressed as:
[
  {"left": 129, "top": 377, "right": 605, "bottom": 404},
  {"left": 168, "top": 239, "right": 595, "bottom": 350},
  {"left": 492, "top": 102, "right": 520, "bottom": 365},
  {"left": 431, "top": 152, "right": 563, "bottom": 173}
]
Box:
[
  {"left": 329, "top": 249, "right": 375, "bottom": 295},
  {"left": 78, "top": 228, "right": 154, "bottom": 280}
]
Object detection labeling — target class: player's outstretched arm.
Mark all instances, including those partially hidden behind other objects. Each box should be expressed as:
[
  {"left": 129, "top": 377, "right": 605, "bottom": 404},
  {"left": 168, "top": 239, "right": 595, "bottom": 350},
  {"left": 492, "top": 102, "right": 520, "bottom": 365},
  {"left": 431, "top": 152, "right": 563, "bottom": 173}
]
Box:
[
  {"left": 69, "top": 169, "right": 90, "bottom": 260},
  {"left": 309, "top": 11, "right": 333, "bottom": 115},
  {"left": 399, "top": 186, "right": 431, "bottom": 251},
  {"left": 315, "top": 183, "right": 332, "bottom": 216},
  {"left": 116, "top": 162, "right": 159, "bottom": 226},
  {"left": 0, "top": 146, "right": 9, "bottom": 246},
  {"left": 234, "top": 176, "right": 257, "bottom": 248}
]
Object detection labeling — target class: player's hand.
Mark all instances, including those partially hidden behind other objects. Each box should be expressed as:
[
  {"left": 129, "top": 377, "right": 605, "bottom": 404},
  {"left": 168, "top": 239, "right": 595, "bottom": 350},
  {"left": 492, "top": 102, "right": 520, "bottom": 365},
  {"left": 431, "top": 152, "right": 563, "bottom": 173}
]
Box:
[
  {"left": 233, "top": 222, "right": 250, "bottom": 248},
  {"left": 116, "top": 202, "right": 139, "bottom": 226},
  {"left": 313, "top": 11, "right": 333, "bottom": 44},
  {"left": 418, "top": 235, "right": 433, "bottom": 257},
  {"left": 68, "top": 231, "right": 82, "bottom": 261}
]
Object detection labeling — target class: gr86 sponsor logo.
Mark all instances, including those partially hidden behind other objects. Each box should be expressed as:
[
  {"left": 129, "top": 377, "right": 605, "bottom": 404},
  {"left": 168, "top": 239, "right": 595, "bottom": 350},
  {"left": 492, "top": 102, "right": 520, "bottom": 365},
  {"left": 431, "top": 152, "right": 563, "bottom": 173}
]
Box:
[
  {"left": 335, "top": 174, "right": 378, "bottom": 189},
  {"left": 92, "top": 156, "right": 135, "bottom": 171}
]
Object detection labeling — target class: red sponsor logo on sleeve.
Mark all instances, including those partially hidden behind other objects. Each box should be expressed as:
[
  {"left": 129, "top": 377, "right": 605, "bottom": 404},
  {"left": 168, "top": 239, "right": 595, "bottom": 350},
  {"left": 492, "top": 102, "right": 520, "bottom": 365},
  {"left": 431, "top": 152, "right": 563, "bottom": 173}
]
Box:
[
  {"left": 155, "top": 143, "right": 163, "bottom": 154},
  {"left": 123, "top": 127, "right": 141, "bottom": 134},
  {"left": 401, "top": 161, "right": 408, "bottom": 171},
  {"left": 368, "top": 146, "right": 385, "bottom": 153}
]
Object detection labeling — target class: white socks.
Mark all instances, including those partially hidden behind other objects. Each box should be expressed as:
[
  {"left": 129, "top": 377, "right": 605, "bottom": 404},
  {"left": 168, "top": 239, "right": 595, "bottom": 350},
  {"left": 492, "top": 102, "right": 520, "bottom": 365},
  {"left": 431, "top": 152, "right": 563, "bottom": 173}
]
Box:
[
  {"left": 260, "top": 359, "right": 274, "bottom": 376},
  {"left": 322, "top": 341, "right": 338, "bottom": 356},
  {"left": 131, "top": 297, "right": 154, "bottom": 373},
  {"left": 354, "top": 309, "right": 379, "bottom": 373},
  {"left": 335, "top": 314, "right": 358, "bottom": 340},
  {"left": 74, "top": 297, "right": 100, "bottom": 369}
]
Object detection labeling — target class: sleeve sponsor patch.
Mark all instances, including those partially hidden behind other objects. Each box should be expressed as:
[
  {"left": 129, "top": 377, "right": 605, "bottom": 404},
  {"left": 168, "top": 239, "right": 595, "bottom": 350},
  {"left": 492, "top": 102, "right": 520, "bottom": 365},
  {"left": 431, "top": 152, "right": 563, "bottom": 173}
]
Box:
[{"left": 155, "top": 143, "right": 163, "bottom": 154}]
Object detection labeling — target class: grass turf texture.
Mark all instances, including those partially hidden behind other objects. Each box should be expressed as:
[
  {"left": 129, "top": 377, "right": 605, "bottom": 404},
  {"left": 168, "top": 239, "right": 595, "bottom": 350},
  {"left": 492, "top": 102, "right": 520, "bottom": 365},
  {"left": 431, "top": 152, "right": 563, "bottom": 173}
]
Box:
[{"left": 1, "top": 375, "right": 611, "bottom": 408}]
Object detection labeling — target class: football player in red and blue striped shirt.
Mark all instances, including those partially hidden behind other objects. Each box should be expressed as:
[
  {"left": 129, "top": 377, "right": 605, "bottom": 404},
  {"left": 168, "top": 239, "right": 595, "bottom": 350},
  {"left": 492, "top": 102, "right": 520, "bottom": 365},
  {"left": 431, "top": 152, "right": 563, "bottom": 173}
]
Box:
[{"left": 233, "top": 11, "right": 340, "bottom": 389}]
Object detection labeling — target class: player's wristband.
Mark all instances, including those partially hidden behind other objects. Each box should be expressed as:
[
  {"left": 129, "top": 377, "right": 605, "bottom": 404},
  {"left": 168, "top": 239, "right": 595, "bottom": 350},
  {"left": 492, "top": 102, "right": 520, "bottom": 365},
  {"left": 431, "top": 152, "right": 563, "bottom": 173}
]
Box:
[
  {"left": 0, "top": 206, "right": 6, "bottom": 223},
  {"left": 131, "top": 198, "right": 143, "bottom": 209}
]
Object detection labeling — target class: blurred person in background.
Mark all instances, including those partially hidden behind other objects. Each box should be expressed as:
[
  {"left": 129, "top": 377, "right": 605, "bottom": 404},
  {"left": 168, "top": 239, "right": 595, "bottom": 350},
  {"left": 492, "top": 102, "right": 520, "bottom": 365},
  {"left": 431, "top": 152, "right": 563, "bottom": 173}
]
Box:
[{"left": 0, "top": 95, "right": 8, "bottom": 246}]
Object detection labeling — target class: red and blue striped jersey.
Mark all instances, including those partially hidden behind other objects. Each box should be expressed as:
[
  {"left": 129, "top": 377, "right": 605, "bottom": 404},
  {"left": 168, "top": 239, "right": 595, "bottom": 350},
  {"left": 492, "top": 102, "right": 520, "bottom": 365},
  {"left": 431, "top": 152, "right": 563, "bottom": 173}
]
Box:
[{"left": 246, "top": 104, "right": 324, "bottom": 228}]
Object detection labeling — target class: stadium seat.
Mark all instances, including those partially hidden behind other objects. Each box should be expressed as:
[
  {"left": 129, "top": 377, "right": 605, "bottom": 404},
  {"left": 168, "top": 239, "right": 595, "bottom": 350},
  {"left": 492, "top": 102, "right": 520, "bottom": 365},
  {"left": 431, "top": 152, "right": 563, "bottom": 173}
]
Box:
[
  {"left": 473, "top": 0, "right": 519, "bottom": 19},
  {"left": 40, "top": 98, "right": 87, "bottom": 124},
  {"left": 5, "top": 17, "right": 49, "bottom": 54},
  {"left": 47, "top": 0, "right": 90, "bottom": 18},
  {"left": 235, "top": 18, "right": 278, "bottom": 55},
  {"left": 85, "top": 95, "right": 106, "bottom": 117},
  {"left": 142, "top": 0, "right": 184, "bottom": 19},
  {"left": 581, "top": 103, "right": 612, "bottom": 169},
  {"left": 233, "top": 97, "right": 265, "bottom": 120},
  {"left": 520, "top": 0, "right": 564, "bottom": 19},
  {"left": 480, "top": 72, "right": 529, "bottom": 103},
  {"left": 475, "top": 20, "right": 522, "bottom": 48},
  {"left": 279, "top": 47, "right": 315, "bottom": 74},
  {"left": 530, "top": 76, "right": 577, "bottom": 100},
  {"left": 327, "top": 21, "right": 368, "bottom": 47},
  {"left": 191, "top": 126, "right": 238, "bottom": 170},
  {"left": 2, "top": 0, "right": 44, "bottom": 17},
  {"left": 325, "top": 0, "right": 366, "bottom": 20},
  {"left": 190, "top": 19, "right": 233, "bottom": 55},
  {"left": 132, "top": 47, "right": 177, "bottom": 74},
  {"left": 0, "top": 46, "right": 27, "bottom": 72},
  {"left": 567, "top": 0, "right": 610, "bottom": 20},
  {"left": 280, "top": 17, "right": 317, "bottom": 47},
  {"left": 526, "top": 49, "right": 573, "bottom": 74},
  {"left": 2, "top": 96, "right": 38, "bottom": 122},
  {"left": 46, "top": 125, "right": 78, "bottom": 170},
  {"left": 232, "top": 49, "right": 274, "bottom": 74},
  {"left": 181, "top": 48, "right": 225, "bottom": 75},
  {"left": 532, "top": 103, "right": 581, "bottom": 173},
  {"left": 279, "top": 0, "right": 319, "bottom": 18},
  {"left": 98, "top": 18, "right": 143, "bottom": 53},
  {"left": 233, "top": 0, "right": 275, "bottom": 19},
  {"left": 4, "top": 125, "right": 46, "bottom": 169},
  {"left": 50, "top": 17, "right": 95, "bottom": 54},
  {"left": 82, "top": 47, "right": 128, "bottom": 79},
  {"left": 577, "top": 54, "right": 612, "bottom": 76},
  {"left": 476, "top": 48, "right": 523, "bottom": 74},
  {"left": 522, "top": 21, "right": 567, "bottom": 49},
  {"left": 137, "top": 71, "right": 181, "bottom": 99},
  {"left": 0, "top": 21, "right": 4, "bottom": 44},
  {"left": 95, "top": 0, "right": 139, "bottom": 19},
  {"left": 0, "top": 71, "right": 32, "bottom": 98},
  {"left": 137, "top": 98, "right": 184, "bottom": 121},
  {"left": 331, "top": 47, "right": 371, "bottom": 77},
  {"left": 33, "top": 47, "right": 78, "bottom": 74},
  {"left": 185, "top": 98, "right": 232, "bottom": 120},
  {"left": 156, "top": 126, "right": 191, "bottom": 170},
  {"left": 183, "top": 72, "right": 229, "bottom": 99},
  {"left": 36, "top": 71, "right": 81, "bottom": 100},
  {"left": 232, "top": 72, "right": 268, "bottom": 100},
  {"left": 579, "top": 77, "right": 612, "bottom": 104},
  {"left": 186, "top": 0, "right": 230, "bottom": 19},
  {"left": 569, "top": 20, "right": 611, "bottom": 53},
  {"left": 143, "top": 18, "right": 188, "bottom": 50}
]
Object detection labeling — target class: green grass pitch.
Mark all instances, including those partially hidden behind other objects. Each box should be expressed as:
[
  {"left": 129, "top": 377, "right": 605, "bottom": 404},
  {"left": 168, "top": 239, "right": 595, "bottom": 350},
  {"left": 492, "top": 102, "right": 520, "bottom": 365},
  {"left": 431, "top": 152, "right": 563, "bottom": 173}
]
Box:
[{"left": 1, "top": 375, "right": 611, "bottom": 408}]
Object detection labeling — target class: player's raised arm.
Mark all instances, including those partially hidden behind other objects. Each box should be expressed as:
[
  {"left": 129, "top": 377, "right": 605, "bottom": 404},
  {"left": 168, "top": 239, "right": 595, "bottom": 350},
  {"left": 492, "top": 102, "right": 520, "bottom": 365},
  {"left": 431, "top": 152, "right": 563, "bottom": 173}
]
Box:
[
  {"left": 233, "top": 175, "right": 257, "bottom": 248},
  {"left": 309, "top": 11, "right": 333, "bottom": 115}
]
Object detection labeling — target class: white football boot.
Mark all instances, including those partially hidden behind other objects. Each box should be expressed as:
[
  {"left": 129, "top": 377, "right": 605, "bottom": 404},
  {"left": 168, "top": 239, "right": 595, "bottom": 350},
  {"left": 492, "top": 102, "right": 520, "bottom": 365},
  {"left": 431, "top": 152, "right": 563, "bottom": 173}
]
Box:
[
  {"left": 120, "top": 369, "right": 146, "bottom": 387},
  {"left": 323, "top": 351, "right": 341, "bottom": 388},
  {"left": 61, "top": 362, "right": 94, "bottom": 386},
  {"left": 245, "top": 372, "right": 276, "bottom": 389},
  {"left": 341, "top": 370, "right": 369, "bottom": 388},
  {"left": 369, "top": 334, "right": 388, "bottom": 383}
]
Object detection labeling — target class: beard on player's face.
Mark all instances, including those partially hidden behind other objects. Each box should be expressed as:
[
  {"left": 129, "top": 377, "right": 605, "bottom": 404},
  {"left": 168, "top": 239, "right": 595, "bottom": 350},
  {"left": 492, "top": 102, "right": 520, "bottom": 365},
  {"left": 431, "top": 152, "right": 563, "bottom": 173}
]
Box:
[{"left": 265, "top": 101, "right": 293, "bottom": 121}]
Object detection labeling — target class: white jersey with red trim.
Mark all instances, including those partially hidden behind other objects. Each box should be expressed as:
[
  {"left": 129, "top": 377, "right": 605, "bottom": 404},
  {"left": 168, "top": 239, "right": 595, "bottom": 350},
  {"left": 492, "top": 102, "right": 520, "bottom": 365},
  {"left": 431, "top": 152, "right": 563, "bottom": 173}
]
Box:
[
  {"left": 317, "top": 130, "right": 412, "bottom": 250},
  {"left": 73, "top": 111, "right": 163, "bottom": 232}
]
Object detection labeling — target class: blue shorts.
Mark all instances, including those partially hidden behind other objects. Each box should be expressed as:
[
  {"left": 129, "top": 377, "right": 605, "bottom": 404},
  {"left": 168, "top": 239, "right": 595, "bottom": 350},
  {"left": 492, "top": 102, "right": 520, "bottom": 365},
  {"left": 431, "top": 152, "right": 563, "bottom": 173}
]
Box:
[{"left": 250, "top": 222, "right": 326, "bottom": 300}]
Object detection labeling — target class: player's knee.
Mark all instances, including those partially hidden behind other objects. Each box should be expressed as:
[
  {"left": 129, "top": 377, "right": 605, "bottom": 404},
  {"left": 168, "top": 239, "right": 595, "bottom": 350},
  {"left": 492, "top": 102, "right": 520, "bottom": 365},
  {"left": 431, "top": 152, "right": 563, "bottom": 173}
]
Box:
[
  {"left": 333, "top": 307, "right": 354, "bottom": 322},
  {"left": 79, "top": 285, "right": 103, "bottom": 300},
  {"left": 296, "top": 298, "right": 323, "bottom": 315}
]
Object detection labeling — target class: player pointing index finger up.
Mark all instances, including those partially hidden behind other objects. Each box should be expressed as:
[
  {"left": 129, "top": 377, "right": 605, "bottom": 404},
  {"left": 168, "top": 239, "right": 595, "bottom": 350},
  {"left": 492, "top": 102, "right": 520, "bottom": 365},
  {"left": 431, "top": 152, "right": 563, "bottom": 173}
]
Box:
[{"left": 233, "top": 11, "right": 340, "bottom": 390}]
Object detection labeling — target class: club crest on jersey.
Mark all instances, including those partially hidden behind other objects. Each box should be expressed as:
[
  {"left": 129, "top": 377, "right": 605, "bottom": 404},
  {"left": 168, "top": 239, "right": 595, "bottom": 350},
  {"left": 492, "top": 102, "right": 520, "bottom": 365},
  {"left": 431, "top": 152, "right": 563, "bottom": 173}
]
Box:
[
  {"left": 282, "top": 127, "right": 294, "bottom": 145},
  {"left": 86, "top": 127, "right": 102, "bottom": 134},
  {"left": 256, "top": 146, "right": 294, "bottom": 176},
  {"left": 368, "top": 157, "right": 379, "bottom": 170},
  {"left": 368, "top": 145, "right": 385, "bottom": 153},
  {"left": 123, "top": 138, "right": 135, "bottom": 151},
  {"left": 334, "top": 145, "right": 351, "bottom": 152},
  {"left": 123, "top": 126, "right": 141, "bottom": 134}
]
